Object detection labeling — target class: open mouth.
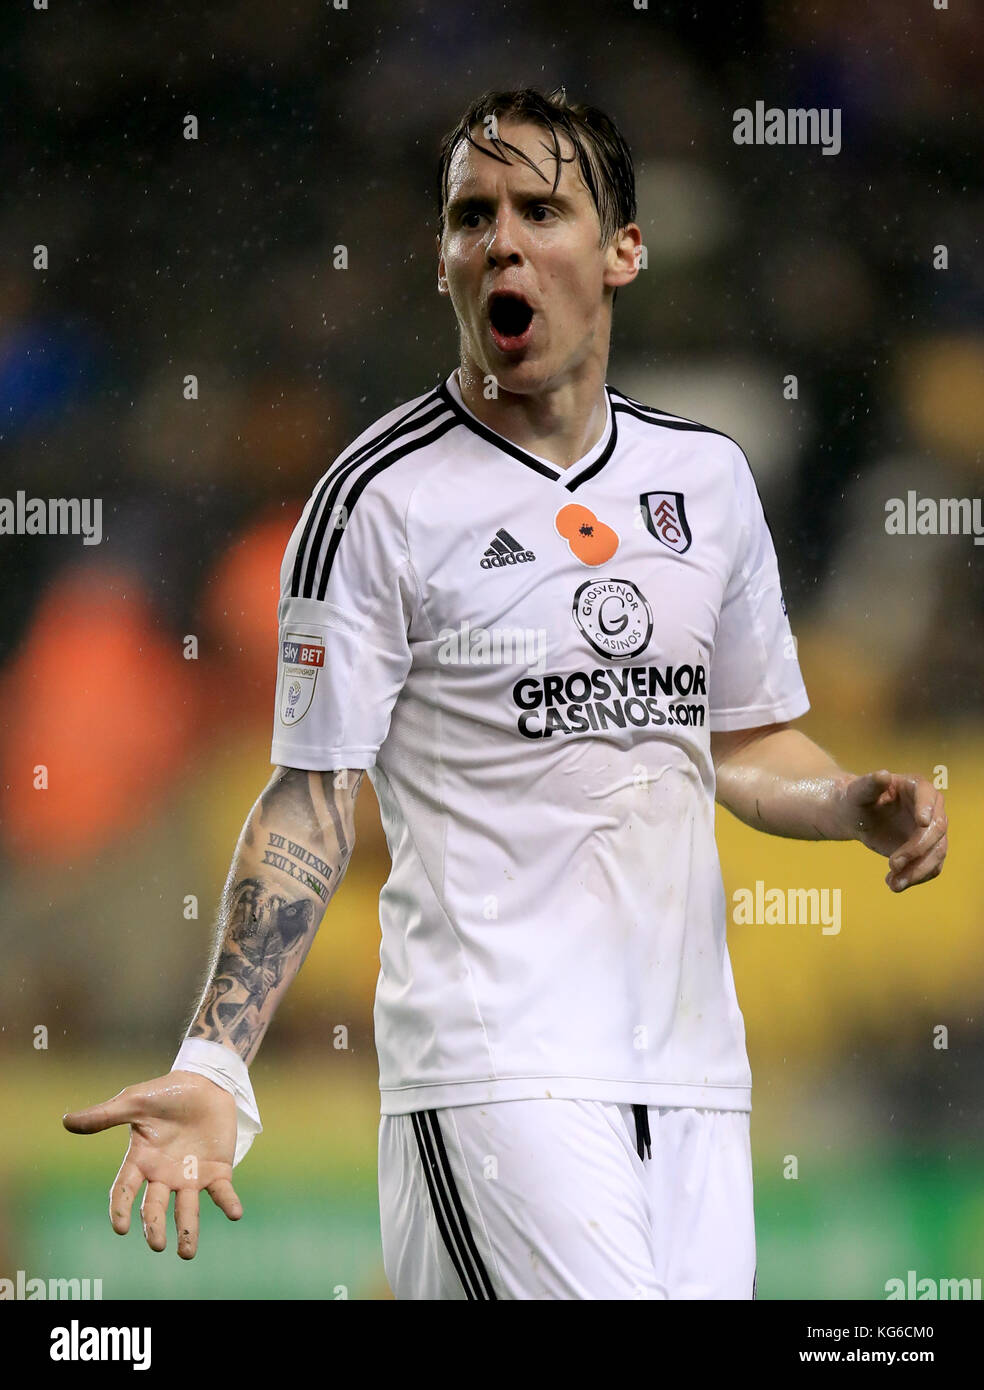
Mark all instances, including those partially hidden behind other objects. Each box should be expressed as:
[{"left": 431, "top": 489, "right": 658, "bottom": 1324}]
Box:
[{"left": 487, "top": 293, "right": 535, "bottom": 353}]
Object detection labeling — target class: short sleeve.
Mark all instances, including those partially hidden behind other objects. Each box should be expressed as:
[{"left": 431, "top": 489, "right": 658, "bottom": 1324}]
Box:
[
  {"left": 708, "top": 447, "right": 810, "bottom": 731},
  {"left": 270, "top": 471, "right": 415, "bottom": 770}
]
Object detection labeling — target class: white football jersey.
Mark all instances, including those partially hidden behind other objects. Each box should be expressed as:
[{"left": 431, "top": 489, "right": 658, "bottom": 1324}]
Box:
[{"left": 271, "top": 368, "right": 809, "bottom": 1114}]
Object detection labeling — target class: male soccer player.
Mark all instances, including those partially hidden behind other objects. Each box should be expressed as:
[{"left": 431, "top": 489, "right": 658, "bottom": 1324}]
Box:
[{"left": 64, "top": 88, "right": 948, "bottom": 1299}]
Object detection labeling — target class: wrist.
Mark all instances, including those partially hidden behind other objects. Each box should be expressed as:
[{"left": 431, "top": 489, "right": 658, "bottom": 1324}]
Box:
[
  {"left": 171, "top": 1037, "right": 262, "bottom": 1166},
  {"left": 822, "top": 771, "right": 859, "bottom": 840},
  {"left": 172, "top": 1037, "right": 251, "bottom": 1095}
]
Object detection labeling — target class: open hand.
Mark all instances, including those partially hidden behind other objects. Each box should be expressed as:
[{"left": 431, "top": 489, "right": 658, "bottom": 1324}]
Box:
[{"left": 63, "top": 1070, "right": 242, "bottom": 1259}]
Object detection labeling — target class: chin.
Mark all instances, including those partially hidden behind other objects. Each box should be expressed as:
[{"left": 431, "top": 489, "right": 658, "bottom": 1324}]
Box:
[{"left": 487, "top": 357, "right": 545, "bottom": 389}]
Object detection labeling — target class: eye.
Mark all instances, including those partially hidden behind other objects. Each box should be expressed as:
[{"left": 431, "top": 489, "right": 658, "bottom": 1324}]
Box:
[
  {"left": 460, "top": 211, "right": 483, "bottom": 229},
  {"left": 529, "top": 204, "right": 555, "bottom": 222}
]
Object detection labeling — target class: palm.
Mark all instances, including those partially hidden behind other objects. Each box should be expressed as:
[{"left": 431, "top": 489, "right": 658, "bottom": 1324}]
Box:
[
  {"left": 64, "top": 1069, "right": 243, "bottom": 1258},
  {"left": 121, "top": 1082, "right": 235, "bottom": 1187}
]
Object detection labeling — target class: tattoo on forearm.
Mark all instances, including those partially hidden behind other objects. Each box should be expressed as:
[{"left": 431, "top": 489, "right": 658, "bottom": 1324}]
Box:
[
  {"left": 187, "top": 768, "right": 363, "bottom": 1061},
  {"left": 263, "top": 832, "right": 333, "bottom": 902},
  {"left": 189, "top": 880, "right": 316, "bottom": 1058}
]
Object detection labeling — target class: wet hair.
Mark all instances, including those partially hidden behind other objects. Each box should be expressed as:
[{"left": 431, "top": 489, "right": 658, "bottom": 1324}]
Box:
[{"left": 437, "top": 86, "right": 637, "bottom": 247}]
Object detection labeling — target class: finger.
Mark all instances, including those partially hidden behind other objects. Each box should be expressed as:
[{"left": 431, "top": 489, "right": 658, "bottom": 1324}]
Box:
[
  {"left": 888, "top": 834, "right": 948, "bottom": 891},
  {"left": 206, "top": 1178, "right": 243, "bottom": 1222},
  {"left": 174, "top": 1188, "right": 200, "bottom": 1261},
  {"left": 109, "top": 1158, "right": 145, "bottom": 1235},
  {"left": 897, "top": 776, "right": 936, "bottom": 826},
  {"left": 889, "top": 794, "right": 947, "bottom": 872},
  {"left": 63, "top": 1087, "right": 139, "bottom": 1135},
  {"left": 140, "top": 1181, "right": 171, "bottom": 1252}
]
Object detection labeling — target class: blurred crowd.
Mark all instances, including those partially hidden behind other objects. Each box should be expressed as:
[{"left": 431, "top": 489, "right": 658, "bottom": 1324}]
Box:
[{"left": 0, "top": 0, "right": 980, "bottom": 1061}]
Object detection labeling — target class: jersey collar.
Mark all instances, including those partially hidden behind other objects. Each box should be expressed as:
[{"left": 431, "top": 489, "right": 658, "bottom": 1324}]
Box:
[{"left": 438, "top": 369, "right": 618, "bottom": 492}]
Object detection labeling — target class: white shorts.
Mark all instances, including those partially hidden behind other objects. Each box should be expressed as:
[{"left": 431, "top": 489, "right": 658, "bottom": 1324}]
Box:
[{"left": 378, "top": 1099, "right": 756, "bottom": 1300}]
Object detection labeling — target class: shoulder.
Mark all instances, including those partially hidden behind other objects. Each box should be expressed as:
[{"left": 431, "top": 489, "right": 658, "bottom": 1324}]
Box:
[
  {"left": 608, "top": 383, "right": 746, "bottom": 458},
  {"left": 283, "top": 382, "right": 456, "bottom": 600},
  {"left": 311, "top": 380, "right": 458, "bottom": 513},
  {"left": 607, "top": 382, "right": 758, "bottom": 501}
]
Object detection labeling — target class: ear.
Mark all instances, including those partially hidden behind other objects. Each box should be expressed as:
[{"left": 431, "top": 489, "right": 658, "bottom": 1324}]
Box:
[
  {"left": 437, "top": 234, "right": 448, "bottom": 295},
  {"left": 603, "top": 222, "right": 643, "bottom": 292}
]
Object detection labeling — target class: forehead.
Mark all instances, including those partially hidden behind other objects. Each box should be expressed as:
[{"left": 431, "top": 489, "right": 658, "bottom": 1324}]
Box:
[{"left": 446, "top": 118, "right": 591, "bottom": 202}]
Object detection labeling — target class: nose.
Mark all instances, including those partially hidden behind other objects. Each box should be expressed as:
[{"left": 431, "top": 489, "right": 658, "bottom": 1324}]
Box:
[{"left": 485, "top": 208, "right": 524, "bottom": 267}]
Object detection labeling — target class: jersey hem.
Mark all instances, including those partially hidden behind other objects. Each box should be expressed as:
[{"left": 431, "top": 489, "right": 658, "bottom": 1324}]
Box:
[
  {"left": 709, "top": 690, "right": 810, "bottom": 731},
  {"left": 379, "top": 1076, "right": 752, "bottom": 1114},
  {"left": 270, "top": 742, "right": 377, "bottom": 770}
]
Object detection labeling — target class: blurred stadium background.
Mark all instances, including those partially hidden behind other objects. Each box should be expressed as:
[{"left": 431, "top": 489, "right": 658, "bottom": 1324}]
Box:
[{"left": 1, "top": 1, "right": 981, "bottom": 1300}]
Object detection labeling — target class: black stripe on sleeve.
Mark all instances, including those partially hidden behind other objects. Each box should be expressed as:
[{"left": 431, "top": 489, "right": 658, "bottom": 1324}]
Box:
[
  {"left": 290, "top": 390, "right": 443, "bottom": 599},
  {"left": 312, "top": 414, "right": 459, "bottom": 601}
]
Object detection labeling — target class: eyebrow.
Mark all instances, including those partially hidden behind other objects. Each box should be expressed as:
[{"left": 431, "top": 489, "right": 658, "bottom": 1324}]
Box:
[{"left": 445, "top": 189, "right": 578, "bottom": 222}]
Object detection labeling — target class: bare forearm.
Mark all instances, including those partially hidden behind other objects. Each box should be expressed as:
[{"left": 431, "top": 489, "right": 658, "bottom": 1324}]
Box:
[
  {"left": 714, "top": 728, "right": 856, "bottom": 840},
  {"left": 185, "top": 766, "right": 363, "bottom": 1065}
]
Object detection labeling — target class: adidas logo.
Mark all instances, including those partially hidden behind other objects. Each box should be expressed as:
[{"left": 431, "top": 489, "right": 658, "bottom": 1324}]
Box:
[{"left": 480, "top": 528, "right": 536, "bottom": 569}]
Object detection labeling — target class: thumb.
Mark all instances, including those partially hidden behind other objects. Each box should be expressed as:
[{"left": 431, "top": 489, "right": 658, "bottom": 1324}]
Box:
[
  {"left": 62, "top": 1087, "right": 141, "bottom": 1135},
  {"left": 844, "top": 769, "right": 895, "bottom": 809}
]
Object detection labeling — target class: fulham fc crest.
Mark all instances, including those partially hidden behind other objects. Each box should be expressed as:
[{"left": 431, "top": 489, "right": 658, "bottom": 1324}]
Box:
[{"left": 641, "top": 491, "right": 691, "bottom": 554}]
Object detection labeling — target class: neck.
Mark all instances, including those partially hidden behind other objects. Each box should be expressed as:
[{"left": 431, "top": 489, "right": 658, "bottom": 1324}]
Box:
[{"left": 455, "top": 357, "right": 609, "bottom": 470}]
